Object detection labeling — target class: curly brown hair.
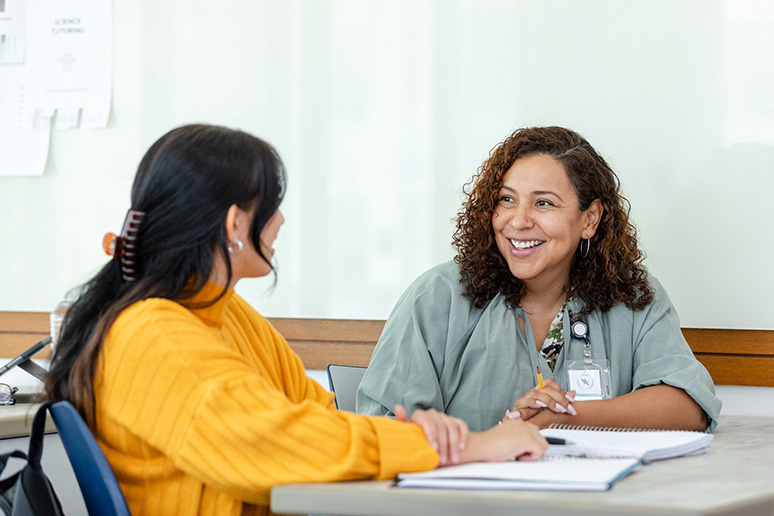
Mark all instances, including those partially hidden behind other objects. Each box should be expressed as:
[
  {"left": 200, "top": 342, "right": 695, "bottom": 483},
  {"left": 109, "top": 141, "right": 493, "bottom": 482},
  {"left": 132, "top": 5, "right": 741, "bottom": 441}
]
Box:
[{"left": 453, "top": 126, "right": 653, "bottom": 314}]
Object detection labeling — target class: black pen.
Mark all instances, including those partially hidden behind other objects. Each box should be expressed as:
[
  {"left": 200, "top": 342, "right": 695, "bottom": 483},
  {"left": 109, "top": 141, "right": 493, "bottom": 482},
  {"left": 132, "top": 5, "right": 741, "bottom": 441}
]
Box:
[
  {"left": 0, "top": 337, "right": 51, "bottom": 377},
  {"left": 546, "top": 437, "right": 571, "bottom": 445}
]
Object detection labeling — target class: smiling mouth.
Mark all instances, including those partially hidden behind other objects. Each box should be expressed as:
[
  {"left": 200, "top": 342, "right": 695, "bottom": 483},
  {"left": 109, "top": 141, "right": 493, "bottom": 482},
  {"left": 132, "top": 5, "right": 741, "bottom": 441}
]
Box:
[{"left": 510, "top": 239, "right": 544, "bottom": 250}]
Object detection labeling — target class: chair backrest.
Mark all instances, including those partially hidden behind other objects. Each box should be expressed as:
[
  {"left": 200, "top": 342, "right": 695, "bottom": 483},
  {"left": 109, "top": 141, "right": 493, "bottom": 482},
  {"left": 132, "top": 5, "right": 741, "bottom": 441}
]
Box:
[
  {"left": 326, "top": 364, "right": 367, "bottom": 412},
  {"left": 49, "top": 401, "right": 132, "bottom": 516}
]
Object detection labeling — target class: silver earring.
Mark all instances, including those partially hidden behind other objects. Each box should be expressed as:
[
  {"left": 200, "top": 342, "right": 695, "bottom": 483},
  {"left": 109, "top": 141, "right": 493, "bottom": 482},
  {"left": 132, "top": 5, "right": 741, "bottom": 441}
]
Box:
[
  {"left": 580, "top": 237, "right": 591, "bottom": 258},
  {"left": 227, "top": 238, "right": 243, "bottom": 255}
]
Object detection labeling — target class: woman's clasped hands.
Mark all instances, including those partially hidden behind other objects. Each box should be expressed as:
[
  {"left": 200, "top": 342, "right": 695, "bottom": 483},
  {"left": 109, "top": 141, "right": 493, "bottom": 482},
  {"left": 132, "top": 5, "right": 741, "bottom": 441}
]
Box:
[
  {"left": 505, "top": 377, "right": 577, "bottom": 424},
  {"left": 395, "top": 404, "right": 547, "bottom": 466}
]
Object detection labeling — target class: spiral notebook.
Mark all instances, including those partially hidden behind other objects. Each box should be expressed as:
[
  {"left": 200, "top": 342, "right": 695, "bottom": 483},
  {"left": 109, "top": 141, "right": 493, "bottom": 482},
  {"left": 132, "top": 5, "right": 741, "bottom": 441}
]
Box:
[
  {"left": 395, "top": 457, "right": 640, "bottom": 491},
  {"left": 540, "top": 424, "right": 714, "bottom": 463}
]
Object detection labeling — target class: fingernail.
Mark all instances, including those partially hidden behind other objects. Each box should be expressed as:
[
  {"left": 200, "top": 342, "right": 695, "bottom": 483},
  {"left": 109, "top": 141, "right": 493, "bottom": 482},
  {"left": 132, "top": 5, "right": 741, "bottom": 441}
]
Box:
[
  {"left": 452, "top": 453, "right": 459, "bottom": 463},
  {"left": 554, "top": 403, "right": 567, "bottom": 414},
  {"left": 565, "top": 393, "right": 576, "bottom": 402},
  {"left": 432, "top": 441, "right": 439, "bottom": 450},
  {"left": 507, "top": 410, "right": 521, "bottom": 419},
  {"left": 567, "top": 404, "right": 577, "bottom": 416},
  {"left": 460, "top": 440, "right": 466, "bottom": 450},
  {"left": 535, "top": 400, "right": 548, "bottom": 408}
]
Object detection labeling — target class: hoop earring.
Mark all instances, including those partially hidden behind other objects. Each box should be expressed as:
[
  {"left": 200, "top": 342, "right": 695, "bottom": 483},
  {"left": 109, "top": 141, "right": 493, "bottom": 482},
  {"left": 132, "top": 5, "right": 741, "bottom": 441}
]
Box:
[
  {"left": 227, "top": 238, "right": 244, "bottom": 255},
  {"left": 580, "top": 237, "right": 591, "bottom": 258}
]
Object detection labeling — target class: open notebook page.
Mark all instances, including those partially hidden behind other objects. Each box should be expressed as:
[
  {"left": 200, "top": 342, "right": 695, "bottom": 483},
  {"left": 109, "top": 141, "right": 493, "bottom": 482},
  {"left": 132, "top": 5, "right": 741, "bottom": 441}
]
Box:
[{"left": 541, "top": 428, "right": 713, "bottom": 463}]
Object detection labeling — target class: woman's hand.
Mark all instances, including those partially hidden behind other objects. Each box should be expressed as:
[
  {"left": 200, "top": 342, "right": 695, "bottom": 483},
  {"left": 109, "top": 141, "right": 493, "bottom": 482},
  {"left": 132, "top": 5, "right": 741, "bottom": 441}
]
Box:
[
  {"left": 395, "top": 404, "right": 547, "bottom": 465},
  {"left": 394, "top": 404, "right": 469, "bottom": 466},
  {"left": 461, "top": 419, "right": 548, "bottom": 463},
  {"left": 506, "top": 377, "right": 577, "bottom": 421}
]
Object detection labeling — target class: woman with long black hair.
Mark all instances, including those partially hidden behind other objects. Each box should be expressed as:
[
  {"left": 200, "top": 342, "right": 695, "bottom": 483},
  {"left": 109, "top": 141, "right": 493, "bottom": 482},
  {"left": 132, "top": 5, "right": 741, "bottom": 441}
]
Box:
[{"left": 45, "top": 124, "right": 546, "bottom": 516}]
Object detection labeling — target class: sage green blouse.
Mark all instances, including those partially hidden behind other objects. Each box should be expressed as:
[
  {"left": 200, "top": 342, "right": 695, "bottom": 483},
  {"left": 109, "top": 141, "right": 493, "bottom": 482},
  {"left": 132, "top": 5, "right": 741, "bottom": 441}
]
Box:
[{"left": 356, "top": 261, "right": 721, "bottom": 432}]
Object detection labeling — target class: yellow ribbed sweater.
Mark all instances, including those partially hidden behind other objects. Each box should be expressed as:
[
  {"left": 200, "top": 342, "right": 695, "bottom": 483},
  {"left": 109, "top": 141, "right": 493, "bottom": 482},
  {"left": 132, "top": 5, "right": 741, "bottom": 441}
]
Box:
[{"left": 96, "top": 283, "right": 438, "bottom": 516}]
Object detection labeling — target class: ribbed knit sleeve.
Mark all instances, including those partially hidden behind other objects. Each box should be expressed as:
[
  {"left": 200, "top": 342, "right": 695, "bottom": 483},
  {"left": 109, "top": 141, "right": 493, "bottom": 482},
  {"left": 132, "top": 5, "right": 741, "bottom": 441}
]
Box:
[{"left": 96, "top": 291, "right": 437, "bottom": 515}]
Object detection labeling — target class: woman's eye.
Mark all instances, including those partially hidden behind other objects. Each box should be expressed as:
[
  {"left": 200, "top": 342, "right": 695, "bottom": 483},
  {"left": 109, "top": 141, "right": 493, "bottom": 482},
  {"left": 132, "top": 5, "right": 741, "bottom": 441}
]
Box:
[
  {"left": 536, "top": 199, "right": 553, "bottom": 207},
  {"left": 499, "top": 195, "right": 514, "bottom": 203}
]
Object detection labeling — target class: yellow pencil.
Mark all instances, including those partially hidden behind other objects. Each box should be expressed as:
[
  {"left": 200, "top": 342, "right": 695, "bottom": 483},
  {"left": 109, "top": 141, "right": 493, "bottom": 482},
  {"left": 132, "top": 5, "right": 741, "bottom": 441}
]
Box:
[{"left": 536, "top": 366, "right": 545, "bottom": 389}]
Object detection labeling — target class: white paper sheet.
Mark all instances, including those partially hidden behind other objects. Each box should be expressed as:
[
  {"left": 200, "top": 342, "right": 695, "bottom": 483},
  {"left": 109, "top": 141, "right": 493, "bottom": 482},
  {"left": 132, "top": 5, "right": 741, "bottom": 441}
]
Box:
[
  {"left": 0, "top": 111, "right": 51, "bottom": 176},
  {"left": 0, "top": 0, "right": 24, "bottom": 66},
  {"left": 23, "top": 0, "right": 112, "bottom": 129},
  {"left": 0, "top": 2, "right": 51, "bottom": 176}
]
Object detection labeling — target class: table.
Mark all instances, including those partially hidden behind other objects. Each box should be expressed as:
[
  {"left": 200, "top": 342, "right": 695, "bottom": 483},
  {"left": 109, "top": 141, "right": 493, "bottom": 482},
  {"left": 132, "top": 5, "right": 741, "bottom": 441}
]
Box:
[
  {"left": 271, "top": 416, "right": 774, "bottom": 516},
  {"left": 0, "top": 400, "right": 55, "bottom": 439}
]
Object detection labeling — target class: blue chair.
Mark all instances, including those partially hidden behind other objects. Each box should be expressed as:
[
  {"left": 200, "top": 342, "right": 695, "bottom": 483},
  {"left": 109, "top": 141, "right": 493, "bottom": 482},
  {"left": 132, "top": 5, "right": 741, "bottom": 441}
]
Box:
[{"left": 49, "top": 401, "right": 132, "bottom": 516}]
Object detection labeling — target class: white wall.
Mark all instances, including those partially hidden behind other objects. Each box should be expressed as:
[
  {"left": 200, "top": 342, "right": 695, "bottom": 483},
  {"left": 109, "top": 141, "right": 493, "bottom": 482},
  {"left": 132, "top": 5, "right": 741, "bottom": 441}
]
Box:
[{"left": 2, "top": 0, "right": 773, "bottom": 331}]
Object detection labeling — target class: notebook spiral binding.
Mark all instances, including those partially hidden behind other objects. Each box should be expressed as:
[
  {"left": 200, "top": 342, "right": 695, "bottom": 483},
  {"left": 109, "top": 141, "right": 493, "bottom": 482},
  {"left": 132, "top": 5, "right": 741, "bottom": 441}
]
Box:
[{"left": 547, "top": 423, "right": 691, "bottom": 433}]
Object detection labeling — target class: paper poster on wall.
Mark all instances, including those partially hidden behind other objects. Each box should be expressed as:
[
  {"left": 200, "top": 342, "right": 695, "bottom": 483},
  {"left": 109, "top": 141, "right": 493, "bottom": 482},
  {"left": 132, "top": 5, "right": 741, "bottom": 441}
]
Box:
[
  {"left": 0, "top": 67, "right": 51, "bottom": 176},
  {"left": 23, "top": 0, "right": 112, "bottom": 129},
  {"left": 0, "top": 0, "right": 24, "bottom": 67},
  {"left": 0, "top": 0, "right": 51, "bottom": 176}
]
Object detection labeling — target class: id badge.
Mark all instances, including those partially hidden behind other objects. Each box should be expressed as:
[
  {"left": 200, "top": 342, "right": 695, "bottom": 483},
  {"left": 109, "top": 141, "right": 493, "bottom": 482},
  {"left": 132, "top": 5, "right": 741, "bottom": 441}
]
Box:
[{"left": 566, "top": 359, "right": 612, "bottom": 400}]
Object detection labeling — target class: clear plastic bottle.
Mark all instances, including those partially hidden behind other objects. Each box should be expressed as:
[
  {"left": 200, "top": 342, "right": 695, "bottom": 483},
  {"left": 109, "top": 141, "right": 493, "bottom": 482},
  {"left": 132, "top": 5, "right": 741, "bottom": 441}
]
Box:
[{"left": 50, "top": 288, "right": 80, "bottom": 352}]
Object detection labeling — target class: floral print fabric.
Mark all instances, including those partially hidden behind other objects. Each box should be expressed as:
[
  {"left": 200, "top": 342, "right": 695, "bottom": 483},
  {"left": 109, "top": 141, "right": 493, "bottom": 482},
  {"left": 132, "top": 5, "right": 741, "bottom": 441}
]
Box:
[{"left": 540, "top": 301, "right": 568, "bottom": 372}]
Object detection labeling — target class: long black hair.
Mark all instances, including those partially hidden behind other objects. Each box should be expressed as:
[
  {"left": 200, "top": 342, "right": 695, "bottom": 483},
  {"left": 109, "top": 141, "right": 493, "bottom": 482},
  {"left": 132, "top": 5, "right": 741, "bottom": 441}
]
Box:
[{"left": 45, "top": 124, "right": 286, "bottom": 425}]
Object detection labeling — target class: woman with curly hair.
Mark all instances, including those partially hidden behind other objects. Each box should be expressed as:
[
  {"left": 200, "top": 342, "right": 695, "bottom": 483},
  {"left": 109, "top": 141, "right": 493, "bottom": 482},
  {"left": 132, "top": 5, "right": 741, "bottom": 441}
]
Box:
[{"left": 357, "top": 126, "right": 721, "bottom": 433}]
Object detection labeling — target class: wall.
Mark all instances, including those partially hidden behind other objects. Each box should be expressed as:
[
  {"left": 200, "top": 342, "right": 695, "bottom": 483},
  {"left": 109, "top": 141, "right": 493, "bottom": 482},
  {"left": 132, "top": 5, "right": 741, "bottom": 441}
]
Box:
[{"left": 1, "top": 0, "right": 773, "bottom": 330}]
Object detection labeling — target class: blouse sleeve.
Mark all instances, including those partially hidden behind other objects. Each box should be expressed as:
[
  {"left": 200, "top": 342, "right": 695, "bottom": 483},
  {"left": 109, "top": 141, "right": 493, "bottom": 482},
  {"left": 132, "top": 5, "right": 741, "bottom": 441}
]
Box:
[
  {"left": 629, "top": 278, "right": 723, "bottom": 431},
  {"left": 356, "top": 262, "right": 477, "bottom": 417}
]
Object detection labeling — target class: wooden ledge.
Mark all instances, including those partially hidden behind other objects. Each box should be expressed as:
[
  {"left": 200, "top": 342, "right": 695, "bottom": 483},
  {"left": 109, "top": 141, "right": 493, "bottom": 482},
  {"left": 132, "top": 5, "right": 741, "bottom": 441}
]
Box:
[{"left": 2, "top": 312, "right": 772, "bottom": 387}]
